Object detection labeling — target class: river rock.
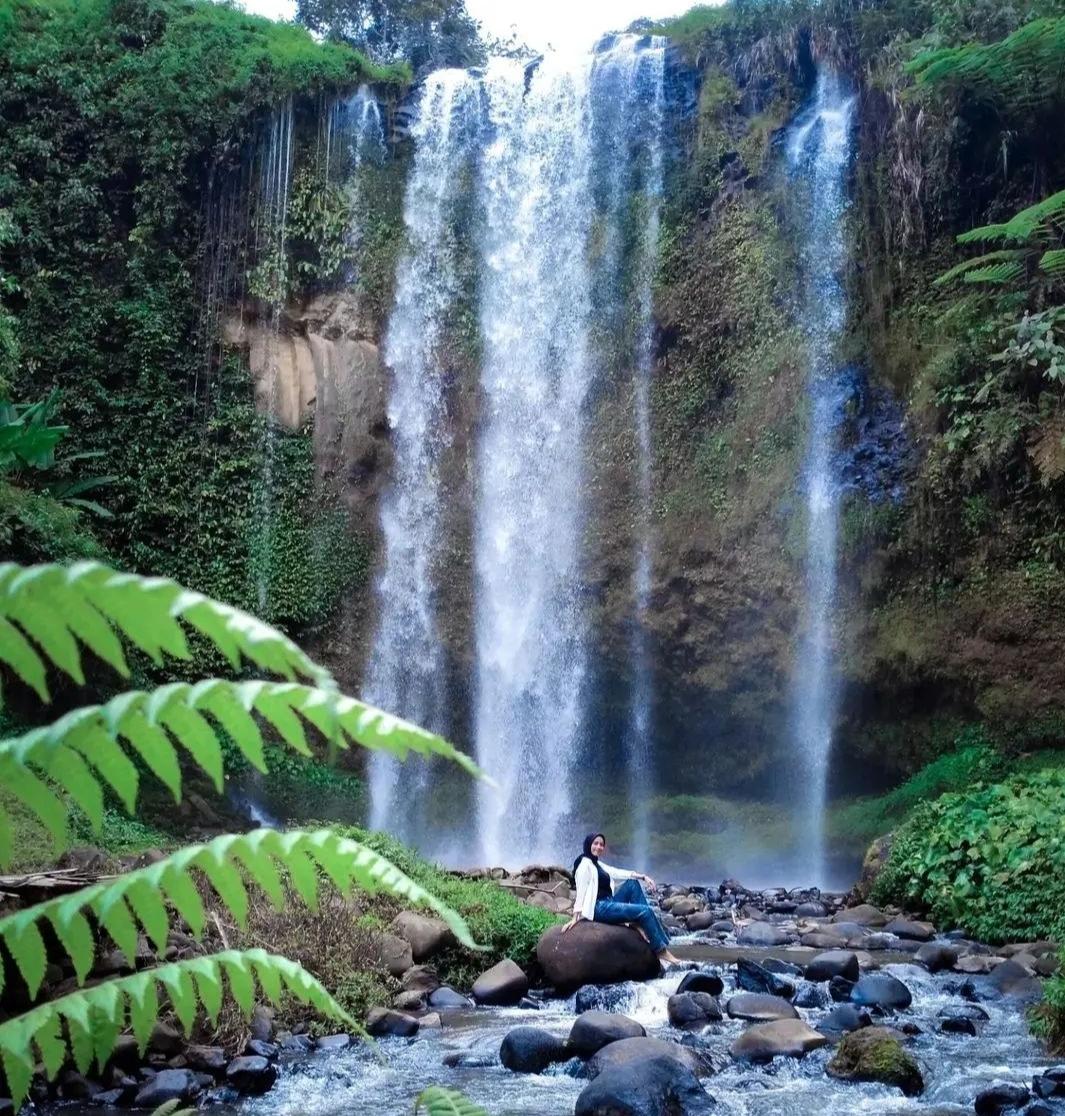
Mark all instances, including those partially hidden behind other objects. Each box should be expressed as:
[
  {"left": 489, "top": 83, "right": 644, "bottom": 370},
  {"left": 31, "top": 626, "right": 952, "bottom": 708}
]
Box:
[
  {"left": 737, "top": 922, "right": 790, "bottom": 947},
  {"left": 389, "top": 911, "right": 456, "bottom": 961},
  {"left": 793, "top": 982, "right": 828, "bottom": 1009},
  {"left": 826, "top": 1027, "right": 923, "bottom": 1095},
  {"left": 568, "top": 1011, "right": 646, "bottom": 1057},
  {"left": 133, "top": 1069, "right": 202, "bottom": 1108},
  {"left": 802, "top": 930, "right": 850, "bottom": 949},
  {"left": 834, "top": 905, "right": 888, "bottom": 927},
  {"left": 667, "top": 992, "right": 723, "bottom": 1030},
  {"left": 315, "top": 1034, "right": 353, "bottom": 1051},
  {"left": 393, "top": 989, "right": 427, "bottom": 1012},
  {"left": 185, "top": 1045, "right": 227, "bottom": 1075},
  {"left": 939, "top": 1015, "right": 978, "bottom": 1035},
  {"left": 850, "top": 973, "right": 912, "bottom": 1011},
  {"left": 685, "top": 911, "right": 717, "bottom": 931},
  {"left": 796, "top": 901, "right": 828, "bottom": 917},
  {"left": 883, "top": 918, "right": 935, "bottom": 942},
  {"left": 401, "top": 964, "right": 441, "bottom": 993},
  {"left": 575, "top": 983, "right": 632, "bottom": 1013},
  {"left": 916, "top": 942, "right": 960, "bottom": 972},
  {"left": 225, "top": 1056, "right": 278, "bottom": 1095},
  {"left": 726, "top": 992, "right": 798, "bottom": 1022},
  {"left": 730, "top": 1019, "right": 828, "bottom": 1062},
  {"left": 736, "top": 957, "right": 795, "bottom": 999},
  {"left": 472, "top": 958, "right": 529, "bottom": 1006},
  {"left": 1033, "top": 1066, "right": 1065, "bottom": 1099},
  {"left": 575, "top": 1053, "right": 715, "bottom": 1116},
  {"left": 806, "top": 951, "right": 860, "bottom": 983},
  {"left": 830, "top": 976, "right": 857, "bottom": 1001},
  {"left": 365, "top": 1007, "right": 420, "bottom": 1037},
  {"left": 537, "top": 923, "right": 660, "bottom": 991},
  {"left": 974, "top": 1082, "right": 1031, "bottom": 1114},
  {"left": 819, "top": 1004, "right": 872, "bottom": 1038},
  {"left": 987, "top": 959, "right": 1044, "bottom": 1002},
  {"left": 500, "top": 1027, "right": 567, "bottom": 1074},
  {"left": 589, "top": 1037, "right": 705, "bottom": 1078},
  {"left": 669, "top": 896, "right": 704, "bottom": 917},
  {"left": 373, "top": 931, "right": 414, "bottom": 977},
  {"left": 677, "top": 970, "right": 724, "bottom": 997},
  {"left": 428, "top": 986, "right": 474, "bottom": 1010}
]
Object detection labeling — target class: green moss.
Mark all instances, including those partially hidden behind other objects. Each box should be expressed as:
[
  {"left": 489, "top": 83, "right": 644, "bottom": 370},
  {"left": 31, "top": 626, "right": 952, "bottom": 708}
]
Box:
[{"left": 828, "top": 1029, "right": 924, "bottom": 1096}]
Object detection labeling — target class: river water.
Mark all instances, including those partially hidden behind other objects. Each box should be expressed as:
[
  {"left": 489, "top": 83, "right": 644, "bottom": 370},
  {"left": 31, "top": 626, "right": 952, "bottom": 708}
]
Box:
[{"left": 215, "top": 939, "right": 1054, "bottom": 1116}]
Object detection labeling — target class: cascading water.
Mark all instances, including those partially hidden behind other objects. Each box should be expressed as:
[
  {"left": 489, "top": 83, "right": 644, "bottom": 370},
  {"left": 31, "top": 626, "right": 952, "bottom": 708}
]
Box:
[
  {"left": 253, "top": 98, "right": 295, "bottom": 615},
  {"left": 366, "top": 71, "right": 481, "bottom": 844},
  {"left": 364, "top": 39, "right": 669, "bottom": 865},
  {"left": 786, "top": 71, "right": 856, "bottom": 887}
]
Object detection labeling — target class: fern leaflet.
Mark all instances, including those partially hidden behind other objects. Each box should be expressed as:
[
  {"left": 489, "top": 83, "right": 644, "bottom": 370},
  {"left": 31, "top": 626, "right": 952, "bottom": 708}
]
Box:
[
  {"left": 0, "top": 950, "right": 352, "bottom": 1109},
  {"left": 0, "top": 828, "right": 478, "bottom": 998},
  {"left": 415, "top": 1087, "right": 489, "bottom": 1116}
]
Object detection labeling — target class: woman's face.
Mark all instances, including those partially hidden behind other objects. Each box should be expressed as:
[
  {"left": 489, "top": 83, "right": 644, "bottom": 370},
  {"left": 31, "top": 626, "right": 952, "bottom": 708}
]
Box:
[{"left": 591, "top": 835, "right": 606, "bottom": 857}]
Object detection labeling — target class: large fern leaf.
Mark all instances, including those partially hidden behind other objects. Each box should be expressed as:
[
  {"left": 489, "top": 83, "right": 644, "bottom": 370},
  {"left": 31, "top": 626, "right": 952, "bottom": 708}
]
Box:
[
  {"left": 957, "top": 190, "right": 1065, "bottom": 247},
  {"left": 0, "top": 561, "right": 334, "bottom": 702},
  {"left": 0, "top": 828, "right": 478, "bottom": 998},
  {"left": 415, "top": 1087, "right": 488, "bottom": 1116},
  {"left": 0, "top": 678, "right": 485, "bottom": 865},
  {"left": 934, "top": 249, "right": 1026, "bottom": 288},
  {"left": 0, "top": 950, "right": 351, "bottom": 1109}
]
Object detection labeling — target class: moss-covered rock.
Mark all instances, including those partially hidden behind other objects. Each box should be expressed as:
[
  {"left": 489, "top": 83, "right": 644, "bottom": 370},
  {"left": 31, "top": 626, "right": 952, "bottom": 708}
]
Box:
[{"left": 826, "top": 1027, "right": 923, "bottom": 1096}]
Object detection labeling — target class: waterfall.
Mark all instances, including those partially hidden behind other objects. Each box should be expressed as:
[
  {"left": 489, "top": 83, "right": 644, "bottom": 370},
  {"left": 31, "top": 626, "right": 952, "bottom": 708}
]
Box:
[
  {"left": 472, "top": 52, "right": 597, "bottom": 865},
  {"left": 364, "top": 39, "right": 669, "bottom": 866},
  {"left": 786, "top": 71, "right": 856, "bottom": 887},
  {"left": 366, "top": 71, "right": 481, "bottom": 844},
  {"left": 624, "top": 42, "right": 666, "bottom": 867},
  {"left": 254, "top": 98, "right": 295, "bottom": 616}
]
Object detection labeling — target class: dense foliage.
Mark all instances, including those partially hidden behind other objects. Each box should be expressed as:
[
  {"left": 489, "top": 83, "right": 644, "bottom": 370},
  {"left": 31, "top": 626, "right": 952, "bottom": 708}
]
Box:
[
  {"left": 872, "top": 769, "right": 1065, "bottom": 943},
  {"left": 0, "top": 0, "right": 399, "bottom": 625}
]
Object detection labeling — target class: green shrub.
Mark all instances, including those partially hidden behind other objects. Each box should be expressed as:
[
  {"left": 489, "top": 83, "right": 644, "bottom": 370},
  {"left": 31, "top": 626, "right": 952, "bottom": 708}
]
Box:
[
  {"left": 871, "top": 769, "right": 1065, "bottom": 943},
  {"left": 1031, "top": 956, "right": 1065, "bottom": 1052}
]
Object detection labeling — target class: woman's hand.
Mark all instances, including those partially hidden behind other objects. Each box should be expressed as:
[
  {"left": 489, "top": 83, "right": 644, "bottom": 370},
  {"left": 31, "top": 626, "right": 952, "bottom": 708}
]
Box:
[
  {"left": 640, "top": 873, "right": 657, "bottom": 891},
  {"left": 561, "top": 915, "right": 581, "bottom": 934}
]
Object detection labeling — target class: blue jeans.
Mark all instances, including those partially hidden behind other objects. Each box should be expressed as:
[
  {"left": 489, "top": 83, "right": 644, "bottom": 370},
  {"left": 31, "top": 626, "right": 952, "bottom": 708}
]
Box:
[{"left": 594, "top": 879, "right": 671, "bottom": 953}]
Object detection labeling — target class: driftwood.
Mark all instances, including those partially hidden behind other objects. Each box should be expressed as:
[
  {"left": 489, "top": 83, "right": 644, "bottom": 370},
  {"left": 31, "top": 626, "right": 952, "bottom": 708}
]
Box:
[{"left": 0, "top": 867, "right": 111, "bottom": 903}]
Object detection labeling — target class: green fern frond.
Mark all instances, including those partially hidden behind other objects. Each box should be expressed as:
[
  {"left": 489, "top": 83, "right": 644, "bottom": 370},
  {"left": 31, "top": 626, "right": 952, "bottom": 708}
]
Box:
[
  {"left": 0, "top": 950, "right": 352, "bottom": 1109},
  {"left": 910, "top": 18, "right": 1065, "bottom": 112},
  {"left": 1041, "top": 249, "right": 1065, "bottom": 279},
  {"left": 935, "top": 250, "right": 1025, "bottom": 287},
  {"left": 0, "top": 561, "right": 334, "bottom": 702},
  {"left": 0, "top": 678, "right": 485, "bottom": 865},
  {"left": 957, "top": 190, "right": 1065, "bottom": 246},
  {"left": 0, "top": 828, "right": 478, "bottom": 998},
  {"left": 963, "top": 262, "right": 1028, "bottom": 285},
  {"left": 415, "top": 1087, "right": 488, "bottom": 1116}
]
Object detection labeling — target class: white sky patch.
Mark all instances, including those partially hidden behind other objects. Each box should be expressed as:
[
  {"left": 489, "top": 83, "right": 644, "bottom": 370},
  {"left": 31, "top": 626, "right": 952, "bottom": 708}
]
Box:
[{"left": 228, "top": 0, "right": 702, "bottom": 52}]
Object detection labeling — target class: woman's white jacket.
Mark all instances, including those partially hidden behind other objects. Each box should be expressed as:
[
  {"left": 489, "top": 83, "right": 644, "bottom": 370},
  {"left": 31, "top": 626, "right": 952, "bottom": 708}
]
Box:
[{"left": 572, "top": 858, "right": 639, "bottom": 920}]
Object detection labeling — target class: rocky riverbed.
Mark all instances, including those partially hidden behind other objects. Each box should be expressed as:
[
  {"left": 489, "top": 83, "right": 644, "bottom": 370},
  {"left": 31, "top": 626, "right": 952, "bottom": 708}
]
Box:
[{"left": 47, "top": 879, "right": 1064, "bottom": 1116}]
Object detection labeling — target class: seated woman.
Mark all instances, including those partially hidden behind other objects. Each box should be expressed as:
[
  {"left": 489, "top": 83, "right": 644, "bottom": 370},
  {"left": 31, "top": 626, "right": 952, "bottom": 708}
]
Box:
[{"left": 562, "top": 832, "right": 680, "bottom": 965}]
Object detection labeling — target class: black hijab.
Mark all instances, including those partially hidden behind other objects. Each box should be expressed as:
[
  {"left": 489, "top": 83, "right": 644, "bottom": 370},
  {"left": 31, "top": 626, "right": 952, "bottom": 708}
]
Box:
[{"left": 573, "top": 832, "right": 606, "bottom": 875}]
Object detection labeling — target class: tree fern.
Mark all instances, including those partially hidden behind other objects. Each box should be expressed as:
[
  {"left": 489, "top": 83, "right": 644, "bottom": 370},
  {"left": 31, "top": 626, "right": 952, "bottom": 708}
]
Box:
[
  {"left": 909, "top": 17, "right": 1065, "bottom": 113},
  {"left": 0, "top": 828, "right": 478, "bottom": 999},
  {"left": 0, "top": 561, "right": 334, "bottom": 701},
  {"left": 0, "top": 951, "right": 352, "bottom": 1109},
  {"left": 0, "top": 678, "right": 485, "bottom": 863},
  {"left": 957, "top": 190, "right": 1065, "bottom": 247},
  {"left": 415, "top": 1087, "right": 488, "bottom": 1116}
]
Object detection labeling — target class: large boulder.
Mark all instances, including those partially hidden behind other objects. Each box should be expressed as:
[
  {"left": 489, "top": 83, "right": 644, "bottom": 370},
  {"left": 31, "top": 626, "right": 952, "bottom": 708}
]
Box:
[
  {"left": 568, "top": 1011, "right": 645, "bottom": 1057},
  {"left": 805, "top": 951, "right": 860, "bottom": 983},
  {"left": 500, "top": 1027, "right": 568, "bottom": 1074},
  {"left": 589, "top": 1037, "right": 705, "bottom": 1079},
  {"left": 365, "top": 1007, "right": 419, "bottom": 1037},
  {"left": 834, "top": 904, "right": 888, "bottom": 928},
  {"left": 389, "top": 911, "right": 456, "bottom": 961},
  {"left": 667, "top": 992, "right": 723, "bottom": 1030},
  {"left": 826, "top": 1027, "right": 923, "bottom": 1095},
  {"left": 987, "top": 959, "right": 1044, "bottom": 1003},
  {"left": 575, "top": 1054, "right": 715, "bottom": 1116},
  {"left": 850, "top": 836, "right": 893, "bottom": 903},
  {"left": 818, "top": 1004, "right": 872, "bottom": 1038},
  {"left": 916, "top": 942, "right": 960, "bottom": 973},
  {"left": 730, "top": 1019, "right": 828, "bottom": 1062},
  {"left": 850, "top": 973, "right": 913, "bottom": 1011},
  {"left": 133, "top": 1070, "right": 202, "bottom": 1108},
  {"left": 537, "top": 923, "right": 660, "bottom": 991},
  {"left": 726, "top": 993, "right": 798, "bottom": 1022},
  {"left": 472, "top": 959, "right": 529, "bottom": 1006},
  {"left": 974, "top": 1083, "right": 1031, "bottom": 1115},
  {"left": 372, "top": 932, "right": 413, "bottom": 978}
]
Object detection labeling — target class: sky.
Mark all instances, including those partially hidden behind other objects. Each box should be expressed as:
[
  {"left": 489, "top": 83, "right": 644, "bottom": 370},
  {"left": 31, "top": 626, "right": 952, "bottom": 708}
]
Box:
[{"left": 233, "top": 0, "right": 699, "bottom": 52}]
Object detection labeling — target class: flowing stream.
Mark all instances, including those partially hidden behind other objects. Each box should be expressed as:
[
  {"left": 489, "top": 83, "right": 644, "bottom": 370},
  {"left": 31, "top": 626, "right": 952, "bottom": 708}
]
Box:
[{"left": 785, "top": 72, "right": 856, "bottom": 888}]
